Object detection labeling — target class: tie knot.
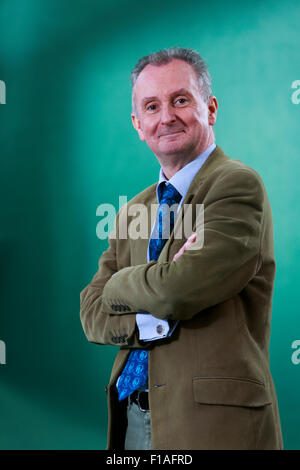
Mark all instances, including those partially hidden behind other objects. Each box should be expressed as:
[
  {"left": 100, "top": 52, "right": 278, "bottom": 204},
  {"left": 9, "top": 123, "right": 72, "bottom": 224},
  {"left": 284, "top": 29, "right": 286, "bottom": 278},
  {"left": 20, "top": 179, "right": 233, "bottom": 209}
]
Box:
[{"left": 159, "top": 182, "right": 182, "bottom": 206}]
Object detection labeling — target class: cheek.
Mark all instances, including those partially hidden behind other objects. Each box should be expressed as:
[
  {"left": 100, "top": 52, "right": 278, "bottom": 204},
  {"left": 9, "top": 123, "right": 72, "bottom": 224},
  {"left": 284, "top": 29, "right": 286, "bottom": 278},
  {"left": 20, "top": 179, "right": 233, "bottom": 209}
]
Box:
[
  {"left": 141, "top": 118, "right": 158, "bottom": 139},
  {"left": 188, "top": 112, "right": 208, "bottom": 134},
  {"left": 179, "top": 108, "right": 204, "bottom": 127}
]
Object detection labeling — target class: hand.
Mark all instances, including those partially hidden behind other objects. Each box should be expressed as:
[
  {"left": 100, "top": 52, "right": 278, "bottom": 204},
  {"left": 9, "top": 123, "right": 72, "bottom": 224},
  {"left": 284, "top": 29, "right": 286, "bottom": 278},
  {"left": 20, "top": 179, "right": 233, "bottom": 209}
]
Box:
[{"left": 173, "top": 232, "right": 197, "bottom": 262}]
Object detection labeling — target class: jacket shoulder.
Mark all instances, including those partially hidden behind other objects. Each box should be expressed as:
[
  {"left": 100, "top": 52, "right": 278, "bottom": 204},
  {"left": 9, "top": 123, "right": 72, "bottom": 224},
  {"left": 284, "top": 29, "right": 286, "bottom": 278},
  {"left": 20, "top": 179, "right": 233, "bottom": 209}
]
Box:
[
  {"left": 210, "top": 157, "right": 267, "bottom": 192},
  {"left": 118, "top": 182, "right": 157, "bottom": 214}
]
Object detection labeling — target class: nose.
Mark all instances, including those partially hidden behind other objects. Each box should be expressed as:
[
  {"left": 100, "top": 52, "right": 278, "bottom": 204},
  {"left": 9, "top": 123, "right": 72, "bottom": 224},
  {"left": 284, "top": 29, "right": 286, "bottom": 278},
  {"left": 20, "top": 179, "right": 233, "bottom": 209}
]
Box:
[{"left": 160, "top": 103, "right": 176, "bottom": 125}]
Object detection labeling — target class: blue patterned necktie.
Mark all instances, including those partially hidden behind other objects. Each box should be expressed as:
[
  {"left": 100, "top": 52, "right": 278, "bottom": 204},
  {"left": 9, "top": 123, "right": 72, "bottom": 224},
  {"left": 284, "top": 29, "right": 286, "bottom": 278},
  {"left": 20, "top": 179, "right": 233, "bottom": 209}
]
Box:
[{"left": 117, "top": 182, "right": 182, "bottom": 401}]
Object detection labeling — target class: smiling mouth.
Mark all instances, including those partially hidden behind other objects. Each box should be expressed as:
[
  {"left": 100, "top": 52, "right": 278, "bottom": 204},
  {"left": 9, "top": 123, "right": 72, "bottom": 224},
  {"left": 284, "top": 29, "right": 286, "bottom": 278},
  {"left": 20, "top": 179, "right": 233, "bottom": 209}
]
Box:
[{"left": 159, "top": 130, "right": 184, "bottom": 137}]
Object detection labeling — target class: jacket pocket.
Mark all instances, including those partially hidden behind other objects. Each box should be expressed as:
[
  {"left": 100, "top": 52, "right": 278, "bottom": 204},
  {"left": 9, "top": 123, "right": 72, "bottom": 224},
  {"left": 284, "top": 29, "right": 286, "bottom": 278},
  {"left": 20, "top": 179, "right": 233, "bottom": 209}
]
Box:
[{"left": 192, "top": 376, "right": 272, "bottom": 408}]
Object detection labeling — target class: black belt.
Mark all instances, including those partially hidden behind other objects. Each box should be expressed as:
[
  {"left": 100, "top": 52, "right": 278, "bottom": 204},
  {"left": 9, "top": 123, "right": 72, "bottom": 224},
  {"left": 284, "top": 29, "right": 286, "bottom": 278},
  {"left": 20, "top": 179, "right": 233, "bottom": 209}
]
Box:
[{"left": 129, "top": 390, "right": 149, "bottom": 412}]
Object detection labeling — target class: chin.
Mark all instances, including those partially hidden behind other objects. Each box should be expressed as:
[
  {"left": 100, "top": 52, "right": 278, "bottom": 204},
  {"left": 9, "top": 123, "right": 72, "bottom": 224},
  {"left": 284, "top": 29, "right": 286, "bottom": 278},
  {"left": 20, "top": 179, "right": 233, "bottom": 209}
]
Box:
[{"left": 159, "top": 143, "right": 186, "bottom": 155}]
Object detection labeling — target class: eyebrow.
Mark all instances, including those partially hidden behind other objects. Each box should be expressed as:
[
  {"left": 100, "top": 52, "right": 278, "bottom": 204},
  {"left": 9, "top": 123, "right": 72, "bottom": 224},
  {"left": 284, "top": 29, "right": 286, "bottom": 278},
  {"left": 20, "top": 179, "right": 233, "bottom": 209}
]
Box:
[{"left": 141, "top": 88, "right": 192, "bottom": 105}]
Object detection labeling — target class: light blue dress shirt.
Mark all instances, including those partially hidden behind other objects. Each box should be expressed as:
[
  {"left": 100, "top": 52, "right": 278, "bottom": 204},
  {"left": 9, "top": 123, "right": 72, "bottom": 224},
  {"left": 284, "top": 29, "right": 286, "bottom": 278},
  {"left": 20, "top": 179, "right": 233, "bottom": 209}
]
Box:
[{"left": 136, "top": 142, "right": 216, "bottom": 341}]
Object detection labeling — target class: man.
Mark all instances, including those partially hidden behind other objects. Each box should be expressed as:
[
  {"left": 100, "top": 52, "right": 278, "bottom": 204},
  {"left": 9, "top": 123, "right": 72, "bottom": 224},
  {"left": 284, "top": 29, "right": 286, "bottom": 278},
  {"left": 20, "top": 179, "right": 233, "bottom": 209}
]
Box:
[{"left": 80, "top": 47, "right": 283, "bottom": 450}]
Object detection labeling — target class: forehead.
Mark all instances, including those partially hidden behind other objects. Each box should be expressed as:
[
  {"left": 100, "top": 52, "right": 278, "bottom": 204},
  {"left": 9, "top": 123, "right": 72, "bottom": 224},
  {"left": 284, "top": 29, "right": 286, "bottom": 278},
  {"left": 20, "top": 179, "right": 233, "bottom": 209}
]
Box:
[{"left": 133, "top": 59, "right": 201, "bottom": 101}]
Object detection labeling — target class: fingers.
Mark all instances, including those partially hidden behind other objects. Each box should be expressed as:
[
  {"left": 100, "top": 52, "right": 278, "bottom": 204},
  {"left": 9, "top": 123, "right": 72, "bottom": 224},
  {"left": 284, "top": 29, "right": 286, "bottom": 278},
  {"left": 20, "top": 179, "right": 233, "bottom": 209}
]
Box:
[
  {"left": 172, "top": 232, "right": 197, "bottom": 261},
  {"left": 173, "top": 246, "right": 185, "bottom": 262},
  {"left": 185, "top": 232, "right": 197, "bottom": 247}
]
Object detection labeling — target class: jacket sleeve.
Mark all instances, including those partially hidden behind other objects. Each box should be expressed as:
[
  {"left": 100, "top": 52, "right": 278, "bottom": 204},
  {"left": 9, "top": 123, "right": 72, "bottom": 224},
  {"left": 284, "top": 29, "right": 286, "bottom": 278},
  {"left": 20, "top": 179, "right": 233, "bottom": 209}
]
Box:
[
  {"left": 100, "top": 168, "right": 266, "bottom": 321},
  {"left": 79, "top": 209, "right": 149, "bottom": 348}
]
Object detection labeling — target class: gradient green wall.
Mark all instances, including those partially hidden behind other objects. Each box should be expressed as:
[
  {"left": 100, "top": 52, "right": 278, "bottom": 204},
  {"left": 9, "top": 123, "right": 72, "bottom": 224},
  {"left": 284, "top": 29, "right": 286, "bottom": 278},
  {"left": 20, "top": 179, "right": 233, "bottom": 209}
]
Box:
[{"left": 0, "top": 0, "right": 299, "bottom": 450}]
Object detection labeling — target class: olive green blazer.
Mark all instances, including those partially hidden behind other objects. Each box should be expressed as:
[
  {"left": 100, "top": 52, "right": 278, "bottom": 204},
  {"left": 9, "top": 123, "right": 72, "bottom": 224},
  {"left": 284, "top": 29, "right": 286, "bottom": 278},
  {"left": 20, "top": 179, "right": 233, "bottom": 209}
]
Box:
[{"left": 80, "top": 145, "right": 283, "bottom": 450}]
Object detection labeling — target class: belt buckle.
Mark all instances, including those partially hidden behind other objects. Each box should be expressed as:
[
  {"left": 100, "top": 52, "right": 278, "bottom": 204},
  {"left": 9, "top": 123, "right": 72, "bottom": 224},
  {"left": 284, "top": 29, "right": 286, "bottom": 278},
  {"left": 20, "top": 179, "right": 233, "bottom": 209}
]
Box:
[{"left": 137, "top": 390, "right": 148, "bottom": 412}]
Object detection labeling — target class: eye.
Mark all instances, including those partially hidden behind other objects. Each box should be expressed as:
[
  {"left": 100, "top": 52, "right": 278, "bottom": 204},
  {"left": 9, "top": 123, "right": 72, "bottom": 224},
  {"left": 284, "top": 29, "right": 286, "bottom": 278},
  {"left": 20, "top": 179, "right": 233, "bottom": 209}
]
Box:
[
  {"left": 174, "top": 97, "right": 188, "bottom": 106},
  {"left": 146, "top": 103, "right": 158, "bottom": 112}
]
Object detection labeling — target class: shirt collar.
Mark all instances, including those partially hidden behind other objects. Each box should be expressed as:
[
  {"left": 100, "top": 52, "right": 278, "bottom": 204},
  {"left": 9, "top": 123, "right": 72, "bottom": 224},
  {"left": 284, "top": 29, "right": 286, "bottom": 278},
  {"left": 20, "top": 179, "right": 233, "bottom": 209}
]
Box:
[{"left": 156, "top": 142, "right": 216, "bottom": 204}]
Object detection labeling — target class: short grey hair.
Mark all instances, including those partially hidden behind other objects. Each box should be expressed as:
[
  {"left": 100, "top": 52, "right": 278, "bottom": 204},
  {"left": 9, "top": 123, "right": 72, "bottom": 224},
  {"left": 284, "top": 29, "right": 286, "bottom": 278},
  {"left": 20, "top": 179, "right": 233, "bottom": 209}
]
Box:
[{"left": 130, "top": 46, "right": 212, "bottom": 115}]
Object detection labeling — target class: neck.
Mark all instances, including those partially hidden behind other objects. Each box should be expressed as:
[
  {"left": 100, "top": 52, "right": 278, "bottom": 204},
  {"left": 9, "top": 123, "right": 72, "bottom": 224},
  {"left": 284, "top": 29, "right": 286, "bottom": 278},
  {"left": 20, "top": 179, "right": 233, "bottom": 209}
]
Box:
[
  {"left": 161, "top": 158, "right": 193, "bottom": 180},
  {"left": 159, "top": 136, "right": 214, "bottom": 180}
]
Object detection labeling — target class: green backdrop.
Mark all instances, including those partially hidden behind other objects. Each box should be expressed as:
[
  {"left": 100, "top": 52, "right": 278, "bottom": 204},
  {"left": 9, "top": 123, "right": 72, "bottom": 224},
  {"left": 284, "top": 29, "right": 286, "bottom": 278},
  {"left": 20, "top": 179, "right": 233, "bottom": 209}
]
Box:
[{"left": 0, "top": 0, "right": 299, "bottom": 450}]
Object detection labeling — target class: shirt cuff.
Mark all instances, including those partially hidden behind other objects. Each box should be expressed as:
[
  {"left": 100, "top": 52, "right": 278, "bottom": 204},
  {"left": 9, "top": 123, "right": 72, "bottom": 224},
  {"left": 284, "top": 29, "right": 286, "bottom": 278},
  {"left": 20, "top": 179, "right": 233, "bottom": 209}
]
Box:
[{"left": 136, "top": 313, "right": 170, "bottom": 341}]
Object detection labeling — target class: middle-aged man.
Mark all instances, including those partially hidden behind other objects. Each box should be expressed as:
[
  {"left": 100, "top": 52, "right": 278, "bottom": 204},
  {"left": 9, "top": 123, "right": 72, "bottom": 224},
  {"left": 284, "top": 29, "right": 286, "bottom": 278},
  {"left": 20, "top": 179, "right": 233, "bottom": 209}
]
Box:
[{"left": 80, "top": 47, "right": 283, "bottom": 450}]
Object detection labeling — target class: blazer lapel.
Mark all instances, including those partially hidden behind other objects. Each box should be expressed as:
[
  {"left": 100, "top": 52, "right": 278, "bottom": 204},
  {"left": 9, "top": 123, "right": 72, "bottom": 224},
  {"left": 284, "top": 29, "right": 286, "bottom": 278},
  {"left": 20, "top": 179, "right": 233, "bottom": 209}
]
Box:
[
  {"left": 161, "top": 145, "right": 231, "bottom": 262},
  {"left": 129, "top": 187, "right": 157, "bottom": 265}
]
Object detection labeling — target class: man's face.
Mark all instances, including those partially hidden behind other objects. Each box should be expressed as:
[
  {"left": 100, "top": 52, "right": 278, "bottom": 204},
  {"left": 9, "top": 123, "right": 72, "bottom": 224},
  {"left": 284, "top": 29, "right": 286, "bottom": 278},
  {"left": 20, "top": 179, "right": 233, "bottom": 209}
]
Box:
[{"left": 131, "top": 59, "right": 218, "bottom": 163}]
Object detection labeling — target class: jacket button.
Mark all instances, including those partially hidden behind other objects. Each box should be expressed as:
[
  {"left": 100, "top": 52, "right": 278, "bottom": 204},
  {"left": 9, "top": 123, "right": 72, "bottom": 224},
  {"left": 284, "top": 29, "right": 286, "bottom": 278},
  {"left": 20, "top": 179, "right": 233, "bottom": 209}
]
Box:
[{"left": 156, "top": 324, "right": 164, "bottom": 335}]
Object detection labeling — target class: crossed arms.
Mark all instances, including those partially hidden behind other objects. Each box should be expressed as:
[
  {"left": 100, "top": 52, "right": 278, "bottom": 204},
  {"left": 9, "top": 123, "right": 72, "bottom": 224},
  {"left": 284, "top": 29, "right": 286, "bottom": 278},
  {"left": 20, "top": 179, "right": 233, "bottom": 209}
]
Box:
[{"left": 80, "top": 168, "right": 265, "bottom": 347}]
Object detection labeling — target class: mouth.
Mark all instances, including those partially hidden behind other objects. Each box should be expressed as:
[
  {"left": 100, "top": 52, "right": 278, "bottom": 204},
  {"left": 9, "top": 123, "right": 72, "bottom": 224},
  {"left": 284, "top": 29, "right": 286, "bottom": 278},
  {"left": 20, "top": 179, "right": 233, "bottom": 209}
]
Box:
[{"left": 159, "top": 130, "right": 184, "bottom": 138}]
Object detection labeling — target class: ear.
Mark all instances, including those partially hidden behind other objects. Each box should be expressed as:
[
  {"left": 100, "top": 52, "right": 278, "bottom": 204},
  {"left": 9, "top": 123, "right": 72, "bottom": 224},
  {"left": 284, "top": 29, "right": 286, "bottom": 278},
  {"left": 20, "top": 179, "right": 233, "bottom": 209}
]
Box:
[
  {"left": 207, "top": 96, "right": 218, "bottom": 126},
  {"left": 131, "top": 113, "right": 145, "bottom": 141}
]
